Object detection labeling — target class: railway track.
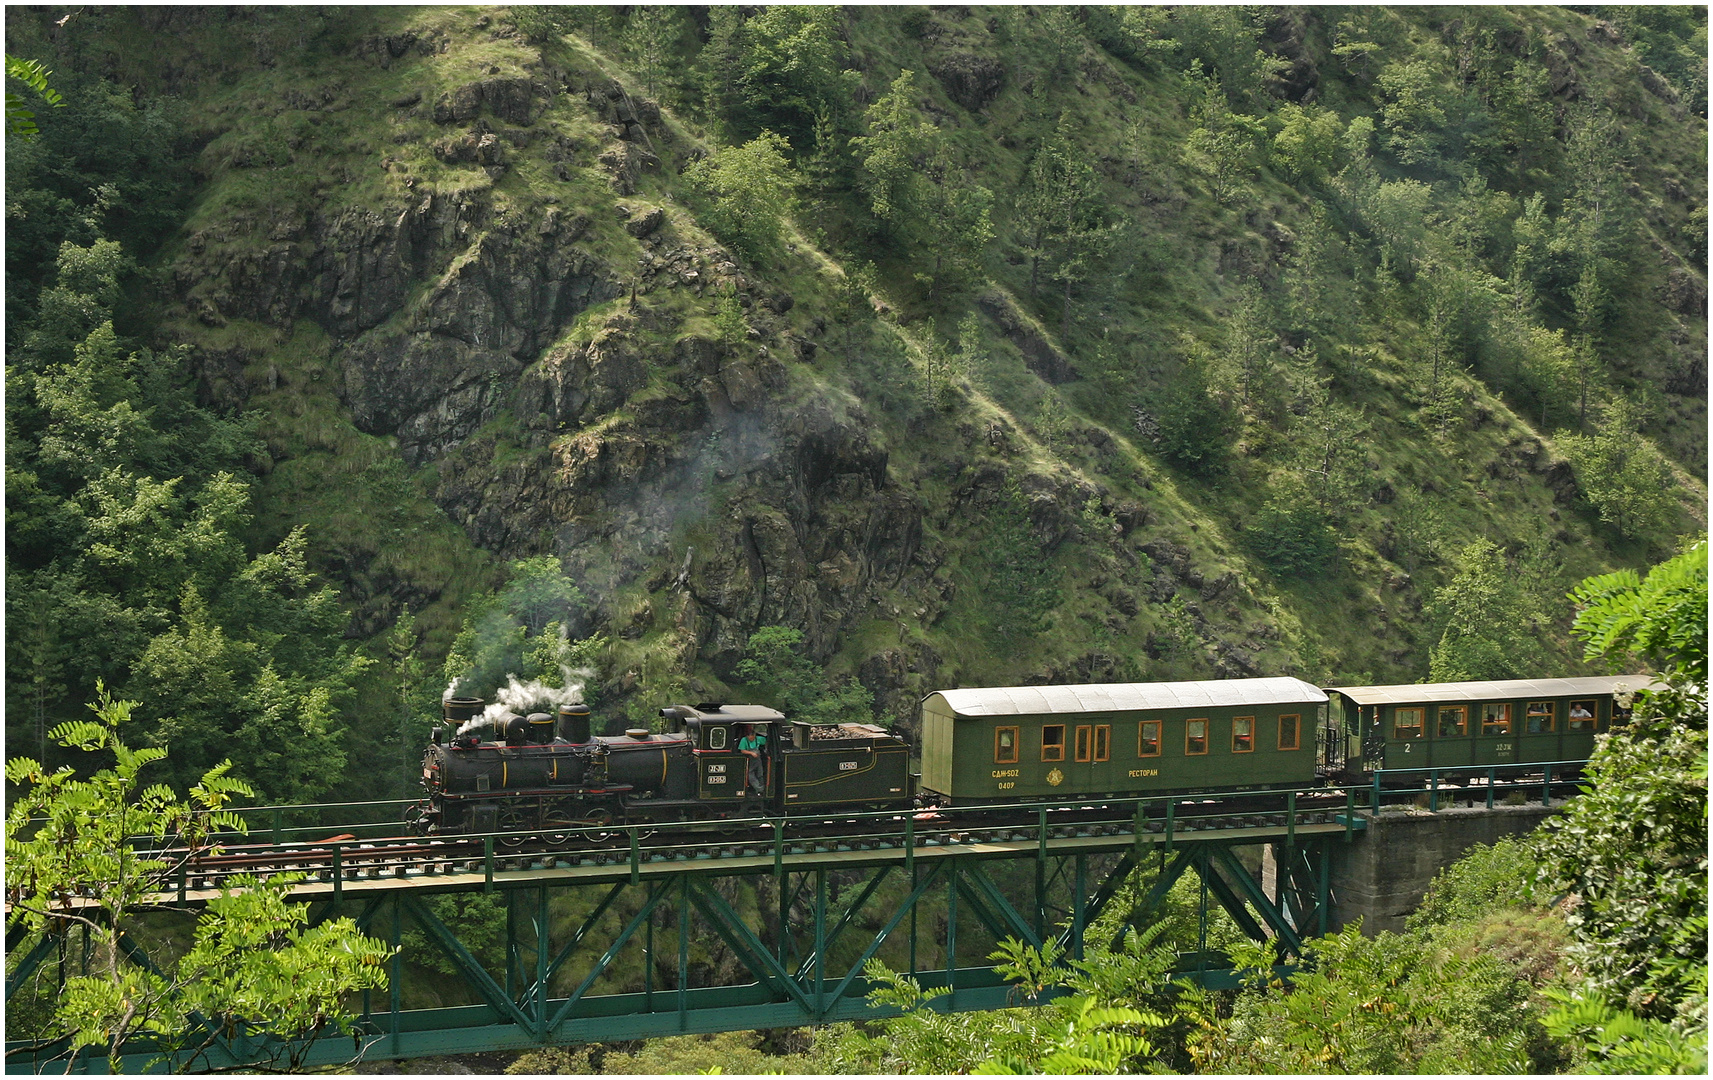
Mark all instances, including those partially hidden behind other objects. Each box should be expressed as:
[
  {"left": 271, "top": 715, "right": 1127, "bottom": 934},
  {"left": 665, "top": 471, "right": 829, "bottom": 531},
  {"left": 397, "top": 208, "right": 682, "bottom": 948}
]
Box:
[{"left": 155, "top": 789, "right": 1373, "bottom": 892}]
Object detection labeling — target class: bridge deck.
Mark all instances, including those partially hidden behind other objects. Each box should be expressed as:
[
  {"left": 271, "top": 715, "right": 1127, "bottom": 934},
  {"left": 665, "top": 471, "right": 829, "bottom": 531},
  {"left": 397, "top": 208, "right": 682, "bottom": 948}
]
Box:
[{"left": 261, "top": 818, "right": 1361, "bottom": 904}]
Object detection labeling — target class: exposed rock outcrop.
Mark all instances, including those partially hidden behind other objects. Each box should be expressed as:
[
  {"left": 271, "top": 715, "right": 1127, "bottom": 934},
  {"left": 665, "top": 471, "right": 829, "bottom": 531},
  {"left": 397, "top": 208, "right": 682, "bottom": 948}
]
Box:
[{"left": 929, "top": 52, "right": 1005, "bottom": 111}]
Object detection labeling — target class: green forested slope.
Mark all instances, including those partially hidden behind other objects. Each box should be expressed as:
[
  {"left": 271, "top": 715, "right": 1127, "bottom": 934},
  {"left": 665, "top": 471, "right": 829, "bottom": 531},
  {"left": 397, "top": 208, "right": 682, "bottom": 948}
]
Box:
[{"left": 5, "top": 6, "right": 1705, "bottom": 800}]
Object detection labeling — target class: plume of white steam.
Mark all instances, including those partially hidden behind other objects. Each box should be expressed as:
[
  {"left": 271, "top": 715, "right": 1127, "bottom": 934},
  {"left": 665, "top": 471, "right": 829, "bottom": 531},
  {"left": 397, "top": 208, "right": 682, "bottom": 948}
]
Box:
[{"left": 451, "top": 667, "right": 595, "bottom": 738}]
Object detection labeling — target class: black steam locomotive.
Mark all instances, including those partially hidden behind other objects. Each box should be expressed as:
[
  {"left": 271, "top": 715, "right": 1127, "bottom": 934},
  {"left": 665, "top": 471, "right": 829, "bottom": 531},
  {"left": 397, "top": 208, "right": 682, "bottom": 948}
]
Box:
[{"left": 411, "top": 697, "right": 911, "bottom": 839}]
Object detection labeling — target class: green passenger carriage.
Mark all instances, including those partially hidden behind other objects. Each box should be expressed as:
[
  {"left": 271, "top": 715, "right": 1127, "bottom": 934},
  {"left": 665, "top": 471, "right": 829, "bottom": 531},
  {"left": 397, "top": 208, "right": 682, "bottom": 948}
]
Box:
[
  {"left": 919, "top": 677, "right": 1328, "bottom": 803},
  {"left": 1327, "top": 675, "right": 1649, "bottom": 774}
]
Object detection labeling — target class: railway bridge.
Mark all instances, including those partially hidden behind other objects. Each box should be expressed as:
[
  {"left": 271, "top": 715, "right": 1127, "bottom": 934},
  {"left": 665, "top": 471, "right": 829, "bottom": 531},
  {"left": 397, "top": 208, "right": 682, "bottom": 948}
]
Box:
[{"left": 6, "top": 763, "right": 1582, "bottom": 1074}]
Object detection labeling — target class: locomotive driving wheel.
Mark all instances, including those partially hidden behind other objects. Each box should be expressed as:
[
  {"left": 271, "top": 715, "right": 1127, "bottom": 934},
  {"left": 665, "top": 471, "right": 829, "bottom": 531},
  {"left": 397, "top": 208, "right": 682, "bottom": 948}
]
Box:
[
  {"left": 497, "top": 804, "right": 532, "bottom": 847},
  {"left": 577, "top": 805, "right": 614, "bottom": 843}
]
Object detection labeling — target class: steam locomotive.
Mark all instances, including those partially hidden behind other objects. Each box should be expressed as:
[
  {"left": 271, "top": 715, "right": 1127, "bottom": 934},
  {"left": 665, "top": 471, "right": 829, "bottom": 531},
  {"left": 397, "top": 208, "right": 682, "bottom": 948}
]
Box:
[
  {"left": 409, "top": 673, "right": 1642, "bottom": 840},
  {"left": 411, "top": 697, "right": 911, "bottom": 840}
]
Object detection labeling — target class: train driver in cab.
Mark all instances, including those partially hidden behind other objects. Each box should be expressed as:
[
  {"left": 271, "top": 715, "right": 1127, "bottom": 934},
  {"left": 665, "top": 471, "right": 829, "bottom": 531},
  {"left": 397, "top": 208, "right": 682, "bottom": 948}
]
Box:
[{"left": 737, "top": 724, "right": 767, "bottom": 796}]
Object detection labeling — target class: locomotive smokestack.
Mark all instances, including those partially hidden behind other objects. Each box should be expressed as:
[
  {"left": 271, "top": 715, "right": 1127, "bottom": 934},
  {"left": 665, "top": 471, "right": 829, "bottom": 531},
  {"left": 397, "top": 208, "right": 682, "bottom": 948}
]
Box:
[
  {"left": 558, "top": 703, "right": 591, "bottom": 744},
  {"left": 444, "top": 697, "right": 484, "bottom": 724}
]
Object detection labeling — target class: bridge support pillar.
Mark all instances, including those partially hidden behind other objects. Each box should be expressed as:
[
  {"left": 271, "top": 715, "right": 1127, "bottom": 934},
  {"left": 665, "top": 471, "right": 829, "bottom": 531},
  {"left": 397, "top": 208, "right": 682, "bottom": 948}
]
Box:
[{"left": 1327, "top": 803, "right": 1560, "bottom": 935}]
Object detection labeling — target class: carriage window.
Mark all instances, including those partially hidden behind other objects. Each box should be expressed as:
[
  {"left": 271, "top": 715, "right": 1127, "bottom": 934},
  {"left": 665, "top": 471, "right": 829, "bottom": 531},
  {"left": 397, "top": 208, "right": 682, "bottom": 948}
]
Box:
[
  {"left": 1232, "top": 717, "right": 1254, "bottom": 753},
  {"left": 1394, "top": 708, "right": 1425, "bottom": 739},
  {"left": 1138, "top": 720, "right": 1161, "bottom": 757},
  {"left": 707, "top": 725, "right": 727, "bottom": 750},
  {"left": 1186, "top": 719, "right": 1208, "bottom": 755},
  {"left": 1568, "top": 700, "right": 1597, "bottom": 731},
  {"left": 1437, "top": 706, "right": 1467, "bottom": 738},
  {"left": 1093, "top": 725, "right": 1110, "bottom": 762},
  {"left": 1481, "top": 704, "right": 1511, "bottom": 736},
  {"left": 1041, "top": 724, "right": 1066, "bottom": 762},
  {"left": 1074, "top": 725, "right": 1092, "bottom": 762},
  {"left": 995, "top": 727, "right": 1020, "bottom": 764},
  {"left": 1526, "top": 701, "right": 1554, "bottom": 733},
  {"left": 1278, "top": 714, "right": 1300, "bottom": 751}
]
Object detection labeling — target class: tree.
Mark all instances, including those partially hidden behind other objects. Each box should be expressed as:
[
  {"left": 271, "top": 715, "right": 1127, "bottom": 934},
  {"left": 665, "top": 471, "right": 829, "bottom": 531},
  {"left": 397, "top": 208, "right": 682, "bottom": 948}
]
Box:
[
  {"left": 1426, "top": 539, "right": 1540, "bottom": 681},
  {"left": 443, "top": 556, "right": 589, "bottom": 704},
  {"left": 1179, "top": 72, "right": 1263, "bottom": 205},
  {"left": 1246, "top": 478, "right": 1337, "bottom": 579},
  {"left": 1284, "top": 347, "right": 1368, "bottom": 521},
  {"left": 5, "top": 687, "right": 391, "bottom": 1072},
  {"left": 1569, "top": 260, "right": 1611, "bottom": 427},
  {"left": 826, "top": 931, "right": 1173, "bottom": 1074},
  {"left": 508, "top": 6, "right": 588, "bottom": 45},
  {"left": 712, "top": 284, "right": 750, "bottom": 349},
  {"left": 7, "top": 235, "right": 364, "bottom": 804},
  {"left": 1017, "top": 116, "right": 1101, "bottom": 296},
  {"left": 851, "top": 70, "right": 932, "bottom": 226},
  {"left": 916, "top": 317, "right": 969, "bottom": 411},
  {"left": 388, "top": 606, "right": 427, "bottom": 800},
  {"left": 622, "top": 7, "right": 682, "bottom": 99},
  {"left": 1535, "top": 542, "right": 1707, "bottom": 1044},
  {"left": 1511, "top": 321, "right": 1580, "bottom": 430},
  {"left": 853, "top": 71, "right": 995, "bottom": 303},
  {"left": 1139, "top": 355, "right": 1232, "bottom": 478},
  {"left": 1271, "top": 103, "right": 1345, "bottom": 184},
  {"left": 1187, "top": 923, "right": 1549, "bottom": 1073},
  {"left": 916, "top": 165, "right": 996, "bottom": 305},
  {"left": 705, "top": 6, "right": 856, "bottom": 157},
  {"left": 1217, "top": 282, "right": 1276, "bottom": 410},
  {"left": 1168, "top": 7, "right": 1286, "bottom": 109},
  {"left": 1559, "top": 397, "right": 1677, "bottom": 541},
  {"left": 695, "top": 6, "right": 752, "bottom": 138},
  {"left": 1376, "top": 58, "right": 1451, "bottom": 167},
  {"left": 685, "top": 132, "right": 798, "bottom": 262},
  {"left": 732, "top": 625, "right": 872, "bottom": 724}
]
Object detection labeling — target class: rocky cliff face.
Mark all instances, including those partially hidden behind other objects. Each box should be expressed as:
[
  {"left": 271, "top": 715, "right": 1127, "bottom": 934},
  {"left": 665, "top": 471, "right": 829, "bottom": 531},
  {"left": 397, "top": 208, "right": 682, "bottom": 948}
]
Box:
[
  {"left": 152, "top": 10, "right": 1303, "bottom": 724},
  {"left": 137, "top": 6, "right": 1701, "bottom": 725}
]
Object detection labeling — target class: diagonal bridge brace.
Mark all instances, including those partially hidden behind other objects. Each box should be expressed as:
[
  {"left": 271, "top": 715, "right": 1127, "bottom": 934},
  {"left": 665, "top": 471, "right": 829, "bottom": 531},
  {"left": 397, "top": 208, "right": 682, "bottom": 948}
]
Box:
[
  {"left": 817, "top": 860, "right": 948, "bottom": 1019},
  {"left": 1052, "top": 851, "right": 1138, "bottom": 954},
  {"left": 401, "top": 893, "right": 535, "bottom": 1032},
  {"left": 795, "top": 866, "right": 894, "bottom": 982},
  {"left": 513, "top": 881, "right": 627, "bottom": 1009},
  {"left": 1206, "top": 846, "right": 1304, "bottom": 957},
  {"left": 1193, "top": 850, "right": 1276, "bottom": 953},
  {"left": 687, "top": 877, "right": 816, "bottom": 1016},
  {"left": 959, "top": 862, "right": 1043, "bottom": 949},
  {"left": 547, "top": 878, "right": 673, "bottom": 1032},
  {"left": 5, "top": 934, "right": 58, "bottom": 1002}
]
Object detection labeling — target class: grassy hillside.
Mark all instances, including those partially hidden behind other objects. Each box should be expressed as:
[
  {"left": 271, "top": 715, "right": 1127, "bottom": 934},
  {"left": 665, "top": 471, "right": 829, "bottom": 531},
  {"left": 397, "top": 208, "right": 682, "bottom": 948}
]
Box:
[{"left": 5, "top": 6, "right": 1704, "bottom": 795}]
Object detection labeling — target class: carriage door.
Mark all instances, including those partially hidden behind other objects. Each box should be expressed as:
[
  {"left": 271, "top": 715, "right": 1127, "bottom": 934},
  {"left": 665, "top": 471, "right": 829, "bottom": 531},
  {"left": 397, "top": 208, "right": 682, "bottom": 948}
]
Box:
[{"left": 1072, "top": 717, "right": 1111, "bottom": 791}]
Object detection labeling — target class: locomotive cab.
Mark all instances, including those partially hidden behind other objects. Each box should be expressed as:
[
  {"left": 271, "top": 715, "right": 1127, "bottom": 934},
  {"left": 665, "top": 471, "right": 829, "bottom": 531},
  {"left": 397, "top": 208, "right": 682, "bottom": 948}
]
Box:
[{"left": 661, "top": 704, "right": 785, "bottom": 805}]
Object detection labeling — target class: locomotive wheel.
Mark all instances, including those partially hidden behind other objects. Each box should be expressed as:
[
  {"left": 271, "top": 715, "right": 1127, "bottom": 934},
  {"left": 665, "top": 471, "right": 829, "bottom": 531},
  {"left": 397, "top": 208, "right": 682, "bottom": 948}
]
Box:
[
  {"left": 498, "top": 806, "right": 532, "bottom": 847},
  {"left": 578, "top": 806, "right": 614, "bottom": 843}
]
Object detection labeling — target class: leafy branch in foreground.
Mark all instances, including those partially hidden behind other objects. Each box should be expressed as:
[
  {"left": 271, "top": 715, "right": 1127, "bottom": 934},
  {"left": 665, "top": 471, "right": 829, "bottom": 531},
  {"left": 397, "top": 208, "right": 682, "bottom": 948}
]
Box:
[
  {"left": 1533, "top": 540, "right": 1707, "bottom": 1066},
  {"left": 5, "top": 54, "right": 64, "bottom": 138},
  {"left": 5, "top": 686, "right": 392, "bottom": 1072},
  {"left": 821, "top": 927, "right": 1173, "bottom": 1074}
]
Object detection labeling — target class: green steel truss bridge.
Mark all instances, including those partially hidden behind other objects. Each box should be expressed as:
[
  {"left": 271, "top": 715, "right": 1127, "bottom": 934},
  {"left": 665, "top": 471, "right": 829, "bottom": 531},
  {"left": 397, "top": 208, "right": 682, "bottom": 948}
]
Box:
[{"left": 6, "top": 764, "right": 1588, "bottom": 1073}]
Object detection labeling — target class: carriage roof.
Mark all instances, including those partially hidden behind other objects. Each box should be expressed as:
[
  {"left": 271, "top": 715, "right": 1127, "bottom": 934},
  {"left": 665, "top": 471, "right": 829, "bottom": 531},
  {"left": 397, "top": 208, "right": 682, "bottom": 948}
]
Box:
[
  {"left": 1327, "top": 674, "right": 1655, "bottom": 706},
  {"left": 927, "top": 677, "right": 1327, "bottom": 717}
]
